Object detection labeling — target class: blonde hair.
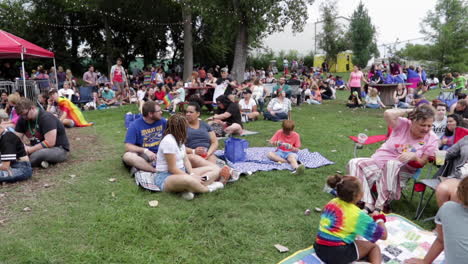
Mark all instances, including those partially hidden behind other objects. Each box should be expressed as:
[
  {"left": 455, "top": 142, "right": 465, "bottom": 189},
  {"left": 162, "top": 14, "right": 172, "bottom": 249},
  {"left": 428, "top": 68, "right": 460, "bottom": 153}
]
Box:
[
  {"left": 8, "top": 93, "right": 20, "bottom": 104},
  {"left": 369, "top": 88, "right": 379, "bottom": 97}
]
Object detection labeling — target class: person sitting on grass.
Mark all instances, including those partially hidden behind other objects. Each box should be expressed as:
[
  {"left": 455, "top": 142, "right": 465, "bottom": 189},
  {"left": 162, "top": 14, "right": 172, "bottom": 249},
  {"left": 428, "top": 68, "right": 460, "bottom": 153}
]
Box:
[
  {"left": 346, "top": 91, "right": 363, "bottom": 108},
  {"left": 393, "top": 83, "right": 410, "bottom": 109},
  {"left": 365, "top": 88, "right": 386, "bottom": 109},
  {"left": 100, "top": 84, "right": 117, "bottom": 107},
  {"left": 154, "top": 113, "right": 223, "bottom": 200},
  {"left": 267, "top": 120, "right": 305, "bottom": 174},
  {"left": 405, "top": 177, "right": 468, "bottom": 264},
  {"left": 264, "top": 90, "right": 292, "bottom": 122},
  {"left": 439, "top": 114, "right": 461, "bottom": 150},
  {"left": 239, "top": 89, "right": 260, "bottom": 122},
  {"left": 0, "top": 122, "right": 33, "bottom": 183},
  {"left": 169, "top": 81, "right": 186, "bottom": 114},
  {"left": 47, "top": 89, "right": 76, "bottom": 128},
  {"left": 335, "top": 76, "right": 346, "bottom": 90},
  {"left": 207, "top": 95, "right": 243, "bottom": 136},
  {"left": 15, "top": 98, "right": 70, "bottom": 168},
  {"left": 122, "top": 101, "right": 167, "bottom": 174},
  {"left": 315, "top": 174, "right": 387, "bottom": 264},
  {"left": 306, "top": 86, "right": 322, "bottom": 105}
]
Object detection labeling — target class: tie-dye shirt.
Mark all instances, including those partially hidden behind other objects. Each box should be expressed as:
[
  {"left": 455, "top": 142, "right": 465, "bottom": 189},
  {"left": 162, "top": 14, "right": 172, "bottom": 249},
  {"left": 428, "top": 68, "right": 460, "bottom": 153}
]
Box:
[{"left": 315, "top": 198, "right": 384, "bottom": 246}]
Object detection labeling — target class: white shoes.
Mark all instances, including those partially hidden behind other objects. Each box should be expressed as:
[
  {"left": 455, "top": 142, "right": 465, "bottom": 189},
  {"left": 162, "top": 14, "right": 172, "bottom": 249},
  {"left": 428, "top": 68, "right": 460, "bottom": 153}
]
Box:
[
  {"left": 181, "top": 192, "right": 195, "bottom": 200},
  {"left": 207, "top": 182, "right": 224, "bottom": 192}
]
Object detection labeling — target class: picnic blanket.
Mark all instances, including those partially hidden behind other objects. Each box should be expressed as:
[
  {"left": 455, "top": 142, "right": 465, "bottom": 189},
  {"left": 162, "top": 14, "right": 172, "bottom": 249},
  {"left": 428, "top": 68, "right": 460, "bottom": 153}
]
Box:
[
  {"left": 216, "top": 130, "right": 259, "bottom": 140},
  {"left": 215, "top": 147, "right": 334, "bottom": 173},
  {"left": 277, "top": 214, "right": 445, "bottom": 264}
]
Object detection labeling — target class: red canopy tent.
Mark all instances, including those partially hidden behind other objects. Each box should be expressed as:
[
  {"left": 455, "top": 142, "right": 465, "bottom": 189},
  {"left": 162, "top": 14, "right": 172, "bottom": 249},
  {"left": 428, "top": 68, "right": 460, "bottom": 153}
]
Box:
[{"left": 0, "top": 29, "right": 56, "bottom": 96}]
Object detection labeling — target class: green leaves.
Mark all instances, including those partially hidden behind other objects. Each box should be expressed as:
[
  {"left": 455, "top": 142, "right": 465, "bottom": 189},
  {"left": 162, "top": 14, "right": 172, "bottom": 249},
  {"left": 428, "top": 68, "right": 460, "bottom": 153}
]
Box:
[{"left": 348, "top": 2, "right": 378, "bottom": 68}]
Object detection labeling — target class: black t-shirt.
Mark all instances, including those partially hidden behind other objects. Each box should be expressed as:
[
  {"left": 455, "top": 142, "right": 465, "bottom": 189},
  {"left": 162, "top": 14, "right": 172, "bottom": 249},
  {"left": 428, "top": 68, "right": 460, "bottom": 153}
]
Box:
[
  {"left": 216, "top": 77, "right": 234, "bottom": 96},
  {"left": 225, "top": 103, "right": 242, "bottom": 127},
  {"left": 287, "top": 79, "right": 301, "bottom": 86},
  {"left": 0, "top": 131, "right": 27, "bottom": 163},
  {"left": 15, "top": 109, "right": 70, "bottom": 151}
]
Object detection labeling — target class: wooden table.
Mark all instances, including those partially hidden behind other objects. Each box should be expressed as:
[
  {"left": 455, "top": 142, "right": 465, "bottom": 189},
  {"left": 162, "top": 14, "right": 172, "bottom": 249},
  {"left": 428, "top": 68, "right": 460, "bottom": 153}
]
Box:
[{"left": 371, "top": 83, "right": 411, "bottom": 106}]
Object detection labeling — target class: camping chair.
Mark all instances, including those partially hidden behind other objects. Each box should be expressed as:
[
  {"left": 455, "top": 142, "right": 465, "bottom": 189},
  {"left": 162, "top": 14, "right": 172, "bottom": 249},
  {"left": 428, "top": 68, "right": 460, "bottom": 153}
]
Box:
[
  {"left": 413, "top": 126, "right": 468, "bottom": 220},
  {"left": 437, "top": 88, "right": 458, "bottom": 108},
  {"left": 76, "top": 86, "right": 94, "bottom": 106},
  {"left": 349, "top": 127, "right": 392, "bottom": 158}
]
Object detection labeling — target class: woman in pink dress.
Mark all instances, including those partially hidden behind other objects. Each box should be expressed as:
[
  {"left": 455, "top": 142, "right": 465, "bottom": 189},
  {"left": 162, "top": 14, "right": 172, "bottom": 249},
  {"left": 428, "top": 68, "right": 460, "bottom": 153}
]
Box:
[{"left": 347, "top": 65, "right": 368, "bottom": 97}]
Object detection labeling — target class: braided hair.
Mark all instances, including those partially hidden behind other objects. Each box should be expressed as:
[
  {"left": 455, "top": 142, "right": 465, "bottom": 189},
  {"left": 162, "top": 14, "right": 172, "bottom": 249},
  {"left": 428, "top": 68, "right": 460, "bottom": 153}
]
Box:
[{"left": 164, "top": 113, "right": 188, "bottom": 146}]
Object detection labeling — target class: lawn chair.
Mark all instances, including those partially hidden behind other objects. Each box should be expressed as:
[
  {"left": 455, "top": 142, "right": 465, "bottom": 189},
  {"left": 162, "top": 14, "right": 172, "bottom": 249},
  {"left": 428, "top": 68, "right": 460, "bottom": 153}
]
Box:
[
  {"left": 349, "top": 127, "right": 392, "bottom": 158},
  {"left": 76, "top": 86, "right": 94, "bottom": 106},
  {"left": 413, "top": 126, "right": 468, "bottom": 220}
]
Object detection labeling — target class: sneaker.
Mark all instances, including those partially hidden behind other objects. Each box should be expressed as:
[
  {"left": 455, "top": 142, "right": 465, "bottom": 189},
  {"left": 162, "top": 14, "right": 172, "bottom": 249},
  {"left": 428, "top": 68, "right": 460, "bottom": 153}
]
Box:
[
  {"left": 181, "top": 192, "right": 195, "bottom": 200},
  {"left": 207, "top": 182, "right": 224, "bottom": 192},
  {"left": 40, "top": 161, "right": 49, "bottom": 169},
  {"left": 228, "top": 169, "right": 241, "bottom": 182}
]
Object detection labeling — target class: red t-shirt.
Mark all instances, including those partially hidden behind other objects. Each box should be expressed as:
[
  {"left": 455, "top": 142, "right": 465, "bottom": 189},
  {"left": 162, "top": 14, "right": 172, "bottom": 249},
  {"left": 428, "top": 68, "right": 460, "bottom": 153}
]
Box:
[
  {"left": 270, "top": 129, "right": 301, "bottom": 152},
  {"left": 113, "top": 67, "right": 123, "bottom": 82},
  {"left": 154, "top": 91, "right": 166, "bottom": 100}
]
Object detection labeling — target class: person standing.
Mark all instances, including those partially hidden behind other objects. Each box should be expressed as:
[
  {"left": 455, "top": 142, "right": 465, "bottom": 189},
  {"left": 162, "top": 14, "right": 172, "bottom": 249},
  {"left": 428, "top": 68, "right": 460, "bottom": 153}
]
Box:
[
  {"left": 83, "top": 65, "right": 98, "bottom": 91},
  {"left": 110, "top": 58, "right": 128, "bottom": 97},
  {"left": 348, "top": 65, "right": 368, "bottom": 97}
]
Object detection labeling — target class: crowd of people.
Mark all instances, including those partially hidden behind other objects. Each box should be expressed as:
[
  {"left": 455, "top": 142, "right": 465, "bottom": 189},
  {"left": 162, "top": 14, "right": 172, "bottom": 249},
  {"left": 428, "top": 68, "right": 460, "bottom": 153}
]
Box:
[{"left": 1, "top": 57, "right": 468, "bottom": 263}]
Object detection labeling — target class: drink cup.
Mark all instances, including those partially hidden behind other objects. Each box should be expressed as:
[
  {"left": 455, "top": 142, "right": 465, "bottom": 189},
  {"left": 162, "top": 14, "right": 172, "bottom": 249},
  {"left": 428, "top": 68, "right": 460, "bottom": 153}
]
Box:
[
  {"left": 435, "top": 150, "right": 447, "bottom": 166},
  {"left": 357, "top": 133, "right": 368, "bottom": 144}
]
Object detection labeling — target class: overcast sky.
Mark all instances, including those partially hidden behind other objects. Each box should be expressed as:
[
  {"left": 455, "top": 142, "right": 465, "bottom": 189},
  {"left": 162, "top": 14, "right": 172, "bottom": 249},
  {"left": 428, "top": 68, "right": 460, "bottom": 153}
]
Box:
[{"left": 261, "top": 0, "right": 437, "bottom": 56}]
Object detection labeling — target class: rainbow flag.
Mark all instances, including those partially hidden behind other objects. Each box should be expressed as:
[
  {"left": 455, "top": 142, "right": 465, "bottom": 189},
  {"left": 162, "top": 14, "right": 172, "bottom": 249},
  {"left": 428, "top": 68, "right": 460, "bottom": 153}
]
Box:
[
  {"left": 163, "top": 93, "right": 174, "bottom": 108},
  {"left": 57, "top": 97, "right": 94, "bottom": 127}
]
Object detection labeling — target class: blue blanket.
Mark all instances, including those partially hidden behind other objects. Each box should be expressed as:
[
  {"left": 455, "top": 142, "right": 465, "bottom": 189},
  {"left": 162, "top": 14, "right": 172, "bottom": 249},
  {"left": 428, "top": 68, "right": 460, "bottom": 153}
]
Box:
[{"left": 215, "top": 147, "right": 334, "bottom": 173}]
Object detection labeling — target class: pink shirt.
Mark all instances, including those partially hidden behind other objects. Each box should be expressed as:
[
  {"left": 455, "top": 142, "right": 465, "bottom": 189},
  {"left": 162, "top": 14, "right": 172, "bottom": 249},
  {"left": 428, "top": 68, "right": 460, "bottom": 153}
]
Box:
[
  {"left": 372, "top": 117, "right": 438, "bottom": 168},
  {"left": 270, "top": 129, "right": 301, "bottom": 152},
  {"left": 349, "top": 71, "right": 363, "bottom": 88}
]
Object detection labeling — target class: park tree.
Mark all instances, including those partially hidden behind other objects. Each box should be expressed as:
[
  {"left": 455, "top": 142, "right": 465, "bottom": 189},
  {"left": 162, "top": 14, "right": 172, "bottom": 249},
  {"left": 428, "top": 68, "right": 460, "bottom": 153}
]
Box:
[
  {"left": 348, "top": 2, "right": 379, "bottom": 68},
  {"left": 395, "top": 43, "right": 434, "bottom": 61},
  {"left": 317, "top": 1, "right": 348, "bottom": 71},
  {"left": 421, "top": 0, "right": 468, "bottom": 74}
]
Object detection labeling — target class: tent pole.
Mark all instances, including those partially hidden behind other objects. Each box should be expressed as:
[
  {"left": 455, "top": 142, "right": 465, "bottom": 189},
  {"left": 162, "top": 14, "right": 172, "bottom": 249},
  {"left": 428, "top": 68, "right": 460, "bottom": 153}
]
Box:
[
  {"left": 21, "top": 52, "right": 27, "bottom": 97},
  {"left": 53, "top": 58, "right": 58, "bottom": 89}
]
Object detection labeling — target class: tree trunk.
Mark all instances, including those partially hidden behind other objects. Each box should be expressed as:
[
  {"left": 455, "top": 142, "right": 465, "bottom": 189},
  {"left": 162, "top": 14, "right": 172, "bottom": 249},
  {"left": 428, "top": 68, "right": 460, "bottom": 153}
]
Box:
[
  {"left": 182, "top": 7, "right": 193, "bottom": 82},
  {"left": 231, "top": 0, "right": 248, "bottom": 83},
  {"left": 104, "top": 17, "right": 113, "bottom": 74}
]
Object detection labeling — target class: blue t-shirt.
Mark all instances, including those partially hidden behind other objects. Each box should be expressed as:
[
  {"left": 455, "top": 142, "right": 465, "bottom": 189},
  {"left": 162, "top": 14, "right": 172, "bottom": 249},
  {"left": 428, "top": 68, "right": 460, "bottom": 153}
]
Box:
[
  {"left": 124, "top": 117, "right": 167, "bottom": 153},
  {"left": 186, "top": 121, "right": 212, "bottom": 149}
]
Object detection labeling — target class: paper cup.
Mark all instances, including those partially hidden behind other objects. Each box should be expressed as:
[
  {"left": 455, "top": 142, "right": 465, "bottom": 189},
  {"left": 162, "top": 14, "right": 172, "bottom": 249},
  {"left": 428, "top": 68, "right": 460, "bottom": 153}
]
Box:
[{"left": 357, "top": 133, "right": 368, "bottom": 144}]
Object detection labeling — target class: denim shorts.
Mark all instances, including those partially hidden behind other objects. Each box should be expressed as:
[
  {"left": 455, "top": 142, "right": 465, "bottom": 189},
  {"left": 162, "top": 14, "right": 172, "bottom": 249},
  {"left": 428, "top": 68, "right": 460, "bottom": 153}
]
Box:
[
  {"left": 275, "top": 150, "right": 298, "bottom": 160},
  {"left": 154, "top": 171, "right": 172, "bottom": 191}
]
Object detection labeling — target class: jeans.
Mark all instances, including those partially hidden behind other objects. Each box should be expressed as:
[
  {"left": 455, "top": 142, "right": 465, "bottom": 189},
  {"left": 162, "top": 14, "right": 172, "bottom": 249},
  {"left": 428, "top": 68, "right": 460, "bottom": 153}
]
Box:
[
  {"left": 397, "top": 101, "right": 410, "bottom": 108},
  {"left": 366, "top": 103, "right": 380, "bottom": 109},
  {"left": 307, "top": 99, "right": 321, "bottom": 105},
  {"left": 30, "top": 147, "right": 69, "bottom": 167},
  {"left": 0, "top": 161, "right": 32, "bottom": 183},
  {"left": 255, "top": 98, "right": 265, "bottom": 112},
  {"left": 263, "top": 111, "right": 288, "bottom": 122}
]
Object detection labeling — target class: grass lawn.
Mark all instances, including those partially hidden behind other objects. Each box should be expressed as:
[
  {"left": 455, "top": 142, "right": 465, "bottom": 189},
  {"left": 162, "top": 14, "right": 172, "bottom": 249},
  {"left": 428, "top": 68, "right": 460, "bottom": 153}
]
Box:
[{"left": 0, "top": 88, "right": 442, "bottom": 263}]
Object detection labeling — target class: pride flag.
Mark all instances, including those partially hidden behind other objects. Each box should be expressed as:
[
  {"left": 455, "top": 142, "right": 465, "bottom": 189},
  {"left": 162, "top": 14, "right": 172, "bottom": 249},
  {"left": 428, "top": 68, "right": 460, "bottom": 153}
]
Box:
[
  {"left": 163, "top": 93, "right": 173, "bottom": 108},
  {"left": 57, "top": 97, "right": 94, "bottom": 127}
]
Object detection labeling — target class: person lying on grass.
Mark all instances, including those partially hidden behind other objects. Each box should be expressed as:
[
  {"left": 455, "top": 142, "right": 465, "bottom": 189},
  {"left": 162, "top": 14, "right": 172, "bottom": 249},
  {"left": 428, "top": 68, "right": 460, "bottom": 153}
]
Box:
[
  {"left": 267, "top": 120, "right": 305, "bottom": 175},
  {"left": 47, "top": 89, "right": 76, "bottom": 128},
  {"left": 405, "top": 176, "right": 468, "bottom": 264},
  {"left": 0, "top": 117, "right": 33, "bottom": 183},
  {"left": 154, "top": 113, "right": 223, "bottom": 200},
  {"left": 315, "top": 174, "right": 388, "bottom": 264}
]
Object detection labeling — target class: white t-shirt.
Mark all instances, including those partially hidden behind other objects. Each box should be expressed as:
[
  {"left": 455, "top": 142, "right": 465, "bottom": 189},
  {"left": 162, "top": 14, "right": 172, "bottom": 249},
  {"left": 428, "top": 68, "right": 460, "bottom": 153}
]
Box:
[
  {"left": 432, "top": 116, "right": 447, "bottom": 138},
  {"left": 156, "top": 134, "right": 186, "bottom": 172},
  {"left": 239, "top": 98, "right": 257, "bottom": 112},
  {"left": 251, "top": 85, "right": 264, "bottom": 99},
  {"left": 137, "top": 90, "right": 146, "bottom": 101},
  {"left": 58, "top": 88, "right": 74, "bottom": 100}
]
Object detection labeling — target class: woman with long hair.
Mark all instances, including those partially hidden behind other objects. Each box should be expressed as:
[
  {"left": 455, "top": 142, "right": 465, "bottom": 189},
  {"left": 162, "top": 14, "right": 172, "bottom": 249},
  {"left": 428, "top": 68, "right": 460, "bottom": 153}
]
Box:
[{"left": 154, "top": 114, "right": 222, "bottom": 200}]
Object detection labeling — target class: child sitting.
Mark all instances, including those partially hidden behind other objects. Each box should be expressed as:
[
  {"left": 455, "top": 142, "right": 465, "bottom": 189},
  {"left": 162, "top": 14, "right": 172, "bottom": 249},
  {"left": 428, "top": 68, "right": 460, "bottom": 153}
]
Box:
[
  {"left": 335, "top": 76, "right": 346, "bottom": 90},
  {"left": 315, "top": 174, "right": 388, "bottom": 264},
  {"left": 306, "top": 86, "right": 322, "bottom": 105},
  {"left": 169, "top": 81, "right": 186, "bottom": 114},
  {"left": 365, "top": 88, "right": 386, "bottom": 109},
  {"left": 406, "top": 177, "right": 468, "bottom": 264},
  {"left": 346, "top": 91, "right": 363, "bottom": 108},
  {"left": 267, "top": 120, "right": 305, "bottom": 174}
]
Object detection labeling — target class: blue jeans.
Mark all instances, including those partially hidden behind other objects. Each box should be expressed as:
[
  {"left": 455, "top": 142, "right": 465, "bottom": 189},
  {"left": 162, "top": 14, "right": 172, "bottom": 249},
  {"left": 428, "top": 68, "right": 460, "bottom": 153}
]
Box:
[
  {"left": 366, "top": 103, "right": 380, "bottom": 109},
  {"left": 264, "top": 111, "right": 288, "bottom": 122},
  {"left": 0, "top": 161, "right": 32, "bottom": 183}
]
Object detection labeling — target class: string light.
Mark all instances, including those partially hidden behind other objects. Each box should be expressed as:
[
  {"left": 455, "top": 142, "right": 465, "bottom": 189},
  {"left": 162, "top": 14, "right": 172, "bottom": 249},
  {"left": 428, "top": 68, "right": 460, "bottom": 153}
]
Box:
[
  {"left": 177, "top": 1, "right": 237, "bottom": 15},
  {"left": 31, "top": 20, "right": 98, "bottom": 29}
]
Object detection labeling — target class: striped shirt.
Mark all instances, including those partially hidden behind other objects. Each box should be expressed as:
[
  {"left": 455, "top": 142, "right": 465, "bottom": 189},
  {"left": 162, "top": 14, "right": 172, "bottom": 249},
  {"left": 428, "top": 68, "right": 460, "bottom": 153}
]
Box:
[{"left": 0, "top": 130, "right": 27, "bottom": 162}]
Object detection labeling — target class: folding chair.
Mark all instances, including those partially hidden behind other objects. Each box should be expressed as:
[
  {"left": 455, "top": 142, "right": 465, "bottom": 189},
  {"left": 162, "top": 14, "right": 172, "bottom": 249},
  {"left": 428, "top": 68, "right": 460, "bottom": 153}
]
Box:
[
  {"left": 77, "top": 86, "right": 93, "bottom": 105},
  {"left": 413, "top": 127, "right": 468, "bottom": 220}
]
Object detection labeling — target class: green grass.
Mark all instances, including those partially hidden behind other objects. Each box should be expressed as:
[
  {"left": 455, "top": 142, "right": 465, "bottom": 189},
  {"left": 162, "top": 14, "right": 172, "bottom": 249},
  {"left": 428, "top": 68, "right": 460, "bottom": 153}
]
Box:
[{"left": 0, "top": 88, "right": 442, "bottom": 263}]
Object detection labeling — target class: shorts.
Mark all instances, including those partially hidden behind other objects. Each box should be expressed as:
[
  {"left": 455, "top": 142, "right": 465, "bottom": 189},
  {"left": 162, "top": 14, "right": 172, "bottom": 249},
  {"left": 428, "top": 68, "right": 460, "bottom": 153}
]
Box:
[
  {"left": 275, "top": 150, "right": 297, "bottom": 160},
  {"left": 122, "top": 152, "right": 151, "bottom": 170},
  {"left": 314, "top": 242, "right": 359, "bottom": 264},
  {"left": 154, "top": 171, "right": 172, "bottom": 191}
]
